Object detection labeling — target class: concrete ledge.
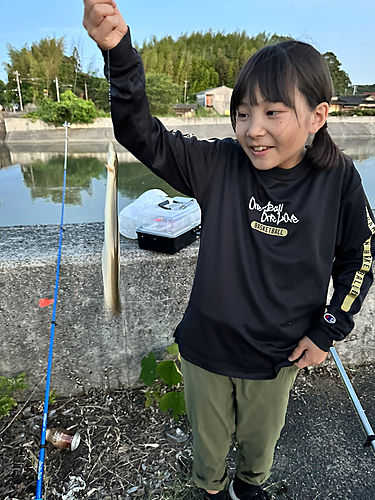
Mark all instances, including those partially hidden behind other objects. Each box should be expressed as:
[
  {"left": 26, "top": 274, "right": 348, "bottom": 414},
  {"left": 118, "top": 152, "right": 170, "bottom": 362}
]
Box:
[
  {"left": 4, "top": 116, "right": 375, "bottom": 144},
  {"left": 0, "top": 223, "right": 197, "bottom": 397},
  {"left": 0, "top": 223, "right": 374, "bottom": 398}
]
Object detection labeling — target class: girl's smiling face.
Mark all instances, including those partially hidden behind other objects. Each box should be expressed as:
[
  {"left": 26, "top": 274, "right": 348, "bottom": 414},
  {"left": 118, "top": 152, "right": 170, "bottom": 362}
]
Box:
[{"left": 235, "top": 86, "right": 328, "bottom": 171}]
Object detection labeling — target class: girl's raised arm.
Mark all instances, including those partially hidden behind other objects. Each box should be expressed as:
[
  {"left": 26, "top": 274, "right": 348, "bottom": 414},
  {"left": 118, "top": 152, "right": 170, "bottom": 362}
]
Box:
[
  {"left": 83, "top": 0, "right": 226, "bottom": 202},
  {"left": 83, "top": 0, "right": 128, "bottom": 50}
]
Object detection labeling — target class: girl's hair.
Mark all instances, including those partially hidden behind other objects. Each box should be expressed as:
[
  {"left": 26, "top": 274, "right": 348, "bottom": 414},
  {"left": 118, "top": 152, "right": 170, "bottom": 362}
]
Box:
[{"left": 230, "top": 40, "right": 344, "bottom": 169}]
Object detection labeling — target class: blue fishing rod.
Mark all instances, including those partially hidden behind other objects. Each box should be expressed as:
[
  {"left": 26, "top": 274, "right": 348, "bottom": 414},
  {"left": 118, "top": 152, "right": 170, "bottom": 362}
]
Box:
[
  {"left": 330, "top": 346, "right": 375, "bottom": 454},
  {"left": 35, "top": 121, "right": 70, "bottom": 500}
]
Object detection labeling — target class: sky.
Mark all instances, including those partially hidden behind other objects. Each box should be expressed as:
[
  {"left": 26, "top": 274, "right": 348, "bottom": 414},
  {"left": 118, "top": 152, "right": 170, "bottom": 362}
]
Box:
[{"left": 1, "top": 0, "right": 374, "bottom": 87}]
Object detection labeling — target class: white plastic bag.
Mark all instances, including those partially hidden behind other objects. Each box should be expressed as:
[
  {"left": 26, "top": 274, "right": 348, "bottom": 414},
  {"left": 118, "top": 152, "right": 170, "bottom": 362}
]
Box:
[{"left": 119, "top": 189, "right": 168, "bottom": 239}]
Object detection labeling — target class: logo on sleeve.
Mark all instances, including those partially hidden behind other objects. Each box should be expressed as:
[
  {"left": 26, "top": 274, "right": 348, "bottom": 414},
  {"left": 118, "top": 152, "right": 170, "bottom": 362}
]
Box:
[{"left": 324, "top": 313, "right": 336, "bottom": 325}]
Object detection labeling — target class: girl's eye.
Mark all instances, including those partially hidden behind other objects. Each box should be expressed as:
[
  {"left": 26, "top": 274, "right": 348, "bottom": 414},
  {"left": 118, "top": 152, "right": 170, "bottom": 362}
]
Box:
[
  {"left": 266, "top": 110, "right": 279, "bottom": 116},
  {"left": 237, "top": 111, "right": 248, "bottom": 119}
]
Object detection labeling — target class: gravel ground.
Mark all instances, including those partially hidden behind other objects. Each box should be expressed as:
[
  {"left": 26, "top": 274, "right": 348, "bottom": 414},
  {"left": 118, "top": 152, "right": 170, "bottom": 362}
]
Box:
[{"left": 1, "top": 363, "right": 374, "bottom": 500}]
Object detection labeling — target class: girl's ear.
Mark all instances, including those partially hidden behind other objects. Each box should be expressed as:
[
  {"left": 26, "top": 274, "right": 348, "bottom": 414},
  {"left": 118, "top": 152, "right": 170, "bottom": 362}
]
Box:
[{"left": 309, "top": 102, "right": 329, "bottom": 134}]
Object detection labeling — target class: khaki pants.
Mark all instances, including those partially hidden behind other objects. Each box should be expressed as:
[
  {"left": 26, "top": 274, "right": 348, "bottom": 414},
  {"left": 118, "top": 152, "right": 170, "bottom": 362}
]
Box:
[{"left": 181, "top": 358, "right": 299, "bottom": 492}]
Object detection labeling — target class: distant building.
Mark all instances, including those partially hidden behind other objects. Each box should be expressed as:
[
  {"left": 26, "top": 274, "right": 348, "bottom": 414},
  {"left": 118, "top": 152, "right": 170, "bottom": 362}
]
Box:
[
  {"left": 196, "top": 86, "right": 233, "bottom": 116},
  {"left": 330, "top": 94, "right": 375, "bottom": 113},
  {"left": 173, "top": 103, "right": 198, "bottom": 117}
]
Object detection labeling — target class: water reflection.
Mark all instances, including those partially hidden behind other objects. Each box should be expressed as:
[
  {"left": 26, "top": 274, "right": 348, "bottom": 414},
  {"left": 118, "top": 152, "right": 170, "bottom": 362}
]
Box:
[
  {"left": 0, "top": 145, "right": 11, "bottom": 169},
  {"left": 22, "top": 157, "right": 103, "bottom": 205},
  {"left": 0, "top": 140, "right": 374, "bottom": 226},
  {"left": 337, "top": 138, "right": 375, "bottom": 162},
  {"left": 0, "top": 143, "right": 181, "bottom": 226}
]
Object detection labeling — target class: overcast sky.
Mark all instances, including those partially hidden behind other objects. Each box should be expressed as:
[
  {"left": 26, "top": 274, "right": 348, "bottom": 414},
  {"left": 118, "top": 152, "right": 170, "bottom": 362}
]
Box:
[{"left": 1, "top": 0, "right": 374, "bottom": 85}]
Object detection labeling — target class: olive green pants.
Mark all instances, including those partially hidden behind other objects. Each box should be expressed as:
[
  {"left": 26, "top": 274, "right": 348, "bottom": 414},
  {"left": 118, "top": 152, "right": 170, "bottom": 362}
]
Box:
[{"left": 181, "top": 358, "right": 299, "bottom": 492}]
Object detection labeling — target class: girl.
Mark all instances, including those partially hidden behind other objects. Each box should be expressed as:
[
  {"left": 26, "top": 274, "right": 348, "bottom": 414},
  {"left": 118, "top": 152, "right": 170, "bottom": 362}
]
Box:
[{"left": 83, "top": 2, "right": 375, "bottom": 499}]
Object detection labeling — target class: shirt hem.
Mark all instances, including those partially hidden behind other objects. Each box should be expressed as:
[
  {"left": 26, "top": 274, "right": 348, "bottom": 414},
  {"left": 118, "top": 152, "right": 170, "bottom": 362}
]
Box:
[{"left": 178, "top": 344, "right": 280, "bottom": 380}]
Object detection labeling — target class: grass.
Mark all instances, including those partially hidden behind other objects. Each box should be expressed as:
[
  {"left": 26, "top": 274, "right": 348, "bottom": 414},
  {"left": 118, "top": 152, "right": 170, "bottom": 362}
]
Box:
[{"left": 147, "top": 478, "right": 202, "bottom": 500}]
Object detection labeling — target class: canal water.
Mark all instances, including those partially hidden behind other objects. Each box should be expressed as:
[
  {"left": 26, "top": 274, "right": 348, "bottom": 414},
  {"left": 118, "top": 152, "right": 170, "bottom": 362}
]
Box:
[{"left": 0, "top": 139, "right": 374, "bottom": 226}]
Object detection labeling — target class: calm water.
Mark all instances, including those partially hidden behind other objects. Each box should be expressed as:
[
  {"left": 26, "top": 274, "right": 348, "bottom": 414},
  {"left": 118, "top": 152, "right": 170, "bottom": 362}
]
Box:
[
  {"left": 0, "top": 144, "right": 181, "bottom": 226},
  {"left": 0, "top": 139, "right": 374, "bottom": 226}
]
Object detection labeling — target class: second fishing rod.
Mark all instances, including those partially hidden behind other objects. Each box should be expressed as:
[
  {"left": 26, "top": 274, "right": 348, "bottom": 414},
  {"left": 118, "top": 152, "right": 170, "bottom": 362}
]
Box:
[{"left": 35, "top": 121, "right": 70, "bottom": 500}]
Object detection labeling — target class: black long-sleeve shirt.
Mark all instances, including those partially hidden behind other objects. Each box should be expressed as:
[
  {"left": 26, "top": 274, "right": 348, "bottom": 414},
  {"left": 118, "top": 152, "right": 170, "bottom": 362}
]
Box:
[{"left": 103, "top": 31, "right": 375, "bottom": 379}]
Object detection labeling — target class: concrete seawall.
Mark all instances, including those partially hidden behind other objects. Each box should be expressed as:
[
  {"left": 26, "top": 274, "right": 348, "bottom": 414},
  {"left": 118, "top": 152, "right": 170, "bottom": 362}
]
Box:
[
  {"left": 3, "top": 116, "right": 375, "bottom": 144},
  {"left": 0, "top": 224, "right": 197, "bottom": 397},
  {"left": 0, "top": 223, "right": 374, "bottom": 398}
]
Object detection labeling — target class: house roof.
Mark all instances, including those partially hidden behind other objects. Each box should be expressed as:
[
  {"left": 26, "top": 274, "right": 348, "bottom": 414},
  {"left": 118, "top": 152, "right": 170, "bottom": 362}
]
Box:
[{"left": 332, "top": 95, "right": 375, "bottom": 105}]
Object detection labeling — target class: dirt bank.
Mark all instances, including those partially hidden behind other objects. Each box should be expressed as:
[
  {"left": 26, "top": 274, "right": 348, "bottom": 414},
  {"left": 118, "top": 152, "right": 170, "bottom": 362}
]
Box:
[{"left": 1, "top": 363, "right": 375, "bottom": 500}]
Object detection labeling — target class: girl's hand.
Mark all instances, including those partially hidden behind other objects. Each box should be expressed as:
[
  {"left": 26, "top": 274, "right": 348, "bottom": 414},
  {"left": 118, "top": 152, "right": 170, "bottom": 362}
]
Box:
[
  {"left": 83, "top": 0, "right": 128, "bottom": 50},
  {"left": 288, "top": 336, "right": 328, "bottom": 369}
]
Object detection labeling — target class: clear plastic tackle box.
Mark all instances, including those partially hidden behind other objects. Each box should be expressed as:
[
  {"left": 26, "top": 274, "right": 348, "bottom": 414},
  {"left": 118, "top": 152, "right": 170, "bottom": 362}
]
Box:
[{"left": 136, "top": 196, "right": 201, "bottom": 254}]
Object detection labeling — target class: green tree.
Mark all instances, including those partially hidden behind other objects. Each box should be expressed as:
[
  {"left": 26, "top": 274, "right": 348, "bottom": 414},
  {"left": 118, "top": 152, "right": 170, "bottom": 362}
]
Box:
[
  {"left": 348, "top": 84, "right": 375, "bottom": 95},
  {"left": 5, "top": 37, "right": 65, "bottom": 104},
  {"left": 4, "top": 31, "right": 354, "bottom": 111},
  {"left": 139, "top": 29, "right": 294, "bottom": 97},
  {"left": 323, "top": 52, "right": 352, "bottom": 95},
  {"left": 0, "top": 79, "right": 9, "bottom": 107},
  {"left": 87, "top": 77, "right": 110, "bottom": 112},
  {"left": 4, "top": 44, "right": 35, "bottom": 104},
  {"left": 145, "top": 72, "right": 181, "bottom": 115},
  {"left": 26, "top": 89, "right": 103, "bottom": 125},
  {"left": 4, "top": 37, "right": 110, "bottom": 111}
]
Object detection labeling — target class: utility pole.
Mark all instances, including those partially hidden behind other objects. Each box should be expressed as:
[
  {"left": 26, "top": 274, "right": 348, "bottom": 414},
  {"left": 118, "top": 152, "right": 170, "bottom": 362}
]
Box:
[
  {"left": 184, "top": 80, "right": 188, "bottom": 103},
  {"left": 13, "top": 71, "right": 23, "bottom": 111},
  {"left": 74, "top": 62, "right": 78, "bottom": 93},
  {"left": 353, "top": 85, "right": 357, "bottom": 95},
  {"left": 55, "top": 77, "right": 60, "bottom": 102},
  {"left": 84, "top": 82, "right": 88, "bottom": 100}
]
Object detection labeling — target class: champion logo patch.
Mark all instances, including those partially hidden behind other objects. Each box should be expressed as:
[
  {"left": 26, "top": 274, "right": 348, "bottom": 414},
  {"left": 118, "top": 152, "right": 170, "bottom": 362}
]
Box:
[{"left": 324, "top": 313, "right": 336, "bottom": 325}]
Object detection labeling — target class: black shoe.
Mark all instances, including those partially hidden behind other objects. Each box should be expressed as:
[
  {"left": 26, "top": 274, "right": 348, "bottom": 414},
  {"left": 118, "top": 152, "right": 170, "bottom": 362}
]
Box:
[
  {"left": 253, "top": 491, "right": 270, "bottom": 500},
  {"left": 229, "top": 477, "right": 271, "bottom": 500},
  {"left": 204, "top": 489, "right": 229, "bottom": 500}
]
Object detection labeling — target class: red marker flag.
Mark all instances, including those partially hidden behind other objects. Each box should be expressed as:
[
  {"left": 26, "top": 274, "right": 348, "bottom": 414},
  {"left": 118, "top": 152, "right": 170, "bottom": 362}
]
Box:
[{"left": 39, "top": 298, "right": 54, "bottom": 308}]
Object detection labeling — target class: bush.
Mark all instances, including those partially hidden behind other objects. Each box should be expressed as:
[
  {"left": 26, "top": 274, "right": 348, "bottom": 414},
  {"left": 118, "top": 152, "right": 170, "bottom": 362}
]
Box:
[
  {"left": 25, "top": 90, "right": 109, "bottom": 126},
  {"left": 329, "top": 109, "right": 375, "bottom": 117},
  {"left": 0, "top": 371, "right": 28, "bottom": 419},
  {"left": 140, "top": 343, "right": 186, "bottom": 420},
  {"left": 195, "top": 105, "right": 221, "bottom": 117}
]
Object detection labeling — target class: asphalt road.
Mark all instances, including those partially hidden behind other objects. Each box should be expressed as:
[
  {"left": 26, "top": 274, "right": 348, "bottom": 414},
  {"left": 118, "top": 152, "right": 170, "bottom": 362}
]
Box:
[{"left": 267, "top": 362, "right": 375, "bottom": 500}]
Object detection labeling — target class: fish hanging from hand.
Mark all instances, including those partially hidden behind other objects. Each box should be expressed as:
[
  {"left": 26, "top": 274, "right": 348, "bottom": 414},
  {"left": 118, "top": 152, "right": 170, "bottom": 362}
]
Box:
[{"left": 102, "top": 141, "right": 121, "bottom": 314}]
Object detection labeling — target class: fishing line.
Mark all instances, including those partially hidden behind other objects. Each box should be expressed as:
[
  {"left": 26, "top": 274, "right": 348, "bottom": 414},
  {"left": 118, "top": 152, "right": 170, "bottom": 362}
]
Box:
[
  {"left": 35, "top": 121, "right": 70, "bottom": 500},
  {"left": 107, "top": 48, "right": 111, "bottom": 113}
]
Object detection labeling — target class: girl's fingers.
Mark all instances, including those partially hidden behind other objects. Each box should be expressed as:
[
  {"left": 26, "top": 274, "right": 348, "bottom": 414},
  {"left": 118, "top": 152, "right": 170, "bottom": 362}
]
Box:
[
  {"left": 288, "top": 345, "right": 303, "bottom": 362},
  {"left": 91, "top": 14, "right": 125, "bottom": 48},
  {"left": 83, "top": 0, "right": 127, "bottom": 50},
  {"left": 83, "top": 0, "right": 116, "bottom": 19},
  {"left": 84, "top": 2, "right": 115, "bottom": 32},
  {"left": 295, "top": 349, "right": 328, "bottom": 368}
]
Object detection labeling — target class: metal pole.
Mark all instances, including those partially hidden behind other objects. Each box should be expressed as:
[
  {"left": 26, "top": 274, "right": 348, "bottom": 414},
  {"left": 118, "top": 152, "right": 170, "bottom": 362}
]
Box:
[
  {"left": 55, "top": 77, "right": 60, "bottom": 103},
  {"left": 184, "top": 80, "right": 188, "bottom": 103},
  {"left": 35, "top": 121, "right": 70, "bottom": 500},
  {"left": 330, "top": 347, "right": 375, "bottom": 453}
]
